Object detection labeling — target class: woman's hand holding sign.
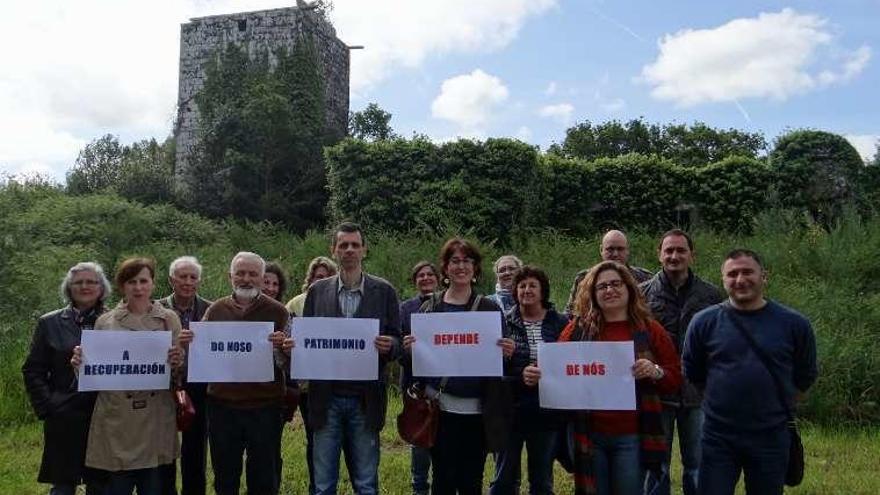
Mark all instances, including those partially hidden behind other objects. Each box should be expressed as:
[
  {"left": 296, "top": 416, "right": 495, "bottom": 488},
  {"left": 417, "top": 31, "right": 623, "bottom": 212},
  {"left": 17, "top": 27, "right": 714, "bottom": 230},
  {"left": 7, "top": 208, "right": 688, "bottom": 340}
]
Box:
[
  {"left": 523, "top": 364, "right": 541, "bottom": 387},
  {"left": 631, "top": 358, "right": 664, "bottom": 381},
  {"left": 498, "top": 337, "right": 515, "bottom": 359}
]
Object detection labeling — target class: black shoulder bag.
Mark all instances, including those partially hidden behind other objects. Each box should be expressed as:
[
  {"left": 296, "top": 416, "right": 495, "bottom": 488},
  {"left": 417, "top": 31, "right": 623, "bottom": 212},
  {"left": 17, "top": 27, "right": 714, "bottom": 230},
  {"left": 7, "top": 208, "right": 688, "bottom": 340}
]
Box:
[{"left": 723, "top": 305, "right": 805, "bottom": 487}]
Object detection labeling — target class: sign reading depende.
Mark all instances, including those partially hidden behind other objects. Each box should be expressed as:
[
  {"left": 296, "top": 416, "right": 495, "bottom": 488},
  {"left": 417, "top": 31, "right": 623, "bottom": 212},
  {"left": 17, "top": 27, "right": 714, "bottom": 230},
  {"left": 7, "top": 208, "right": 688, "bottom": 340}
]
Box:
[
  {"left": 411, "top": 312, "right": 503, "bottom": 377},
  {"left": 78, "top": 330, "right": 172, "bottom": 391}
]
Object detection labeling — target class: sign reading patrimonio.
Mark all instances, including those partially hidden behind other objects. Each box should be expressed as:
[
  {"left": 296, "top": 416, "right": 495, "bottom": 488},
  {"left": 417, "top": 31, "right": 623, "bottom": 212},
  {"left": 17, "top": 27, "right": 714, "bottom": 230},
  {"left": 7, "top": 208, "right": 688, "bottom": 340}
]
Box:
[{"left": 290, "top": 317, "right": 380, "bottom": 381}]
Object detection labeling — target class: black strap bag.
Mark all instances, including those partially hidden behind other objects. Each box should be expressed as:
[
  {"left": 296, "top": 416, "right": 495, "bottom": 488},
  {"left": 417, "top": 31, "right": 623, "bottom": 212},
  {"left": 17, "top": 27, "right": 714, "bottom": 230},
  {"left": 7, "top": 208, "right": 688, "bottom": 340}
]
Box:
[{"left": 724, "top": 305, "right": 805, "bottom": 487}]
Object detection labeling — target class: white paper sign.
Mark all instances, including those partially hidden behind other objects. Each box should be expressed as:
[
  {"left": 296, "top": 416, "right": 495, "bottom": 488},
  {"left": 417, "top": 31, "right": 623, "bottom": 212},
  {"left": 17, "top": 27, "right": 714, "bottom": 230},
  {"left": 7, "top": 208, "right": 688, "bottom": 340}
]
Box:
[
  {"left": 411, "top": 312, "right": 503, "bottom": 377},
  {"left": 537, "top": 341, "right": 636, "bottom": 410},
  {"left": 187, "top": 321, "right": 275, "bottom": 383},
  {"left": 78, "top": 330, "right": 172, "bottom": 391},
  {"left": 290, "top": 317, "right": 379, "bottom": 381}
]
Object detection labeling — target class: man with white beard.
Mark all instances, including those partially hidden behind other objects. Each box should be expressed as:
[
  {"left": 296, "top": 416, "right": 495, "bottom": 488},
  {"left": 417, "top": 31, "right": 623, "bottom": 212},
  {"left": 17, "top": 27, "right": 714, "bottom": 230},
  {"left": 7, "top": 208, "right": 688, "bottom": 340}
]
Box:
[{"left": 202, "top": 252, "right": 292, "bottom": 495}]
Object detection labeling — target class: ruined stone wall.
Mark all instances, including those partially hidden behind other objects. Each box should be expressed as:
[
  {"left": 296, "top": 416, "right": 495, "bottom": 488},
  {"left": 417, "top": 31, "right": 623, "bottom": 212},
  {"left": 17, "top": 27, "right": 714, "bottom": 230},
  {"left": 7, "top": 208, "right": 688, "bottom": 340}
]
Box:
[{"left": 174, "top": 6, "right": 349, "bottom": 185}]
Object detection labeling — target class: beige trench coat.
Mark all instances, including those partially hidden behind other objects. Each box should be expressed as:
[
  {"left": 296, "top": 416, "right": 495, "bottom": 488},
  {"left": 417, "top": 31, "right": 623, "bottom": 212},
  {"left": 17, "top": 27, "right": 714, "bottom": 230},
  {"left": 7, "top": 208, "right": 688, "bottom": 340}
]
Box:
[{"left": 85, "top": 301, "right": 181, "bottom": 471}]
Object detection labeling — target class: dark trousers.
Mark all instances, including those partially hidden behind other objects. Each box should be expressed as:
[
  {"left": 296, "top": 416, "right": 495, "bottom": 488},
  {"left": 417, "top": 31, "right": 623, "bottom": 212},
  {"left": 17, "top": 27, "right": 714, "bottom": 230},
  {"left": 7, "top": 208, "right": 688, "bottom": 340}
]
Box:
[
  {"left": 93, "top": 467, "right": 161, "bottom": 495},
  {"left": 698, "top": 423, "right": 789, "bottom": 495},
  {"left": 159, "top": 383, "right": 208, "bottom": 495},
  {"left": 490, "top": 415, "right": 557, "bottom": 495},
  {"left": 431, "top": 411, "right": 487, "bottom": 495},
  {"left": 207, "top": 400, "right": 283, "bottom": 495}
]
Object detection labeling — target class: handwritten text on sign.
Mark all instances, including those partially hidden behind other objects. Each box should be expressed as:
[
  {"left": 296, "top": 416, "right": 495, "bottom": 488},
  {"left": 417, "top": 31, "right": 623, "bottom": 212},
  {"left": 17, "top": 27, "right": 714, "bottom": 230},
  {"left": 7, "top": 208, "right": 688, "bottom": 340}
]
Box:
[
  {"left": 537, "top": 341, "right": 636, "bottom": 410},
  {"left": 291, "top": 317, "right": 379, "bottom": 381},
  {"left": 78, "top": 329, "right": 172, "bottom": 391},
  {"left": 411, "top": 311, "right": 502, "bottom": 377},
  {"left": 188, "top": 321, "right": 274, "bottom": 383}
]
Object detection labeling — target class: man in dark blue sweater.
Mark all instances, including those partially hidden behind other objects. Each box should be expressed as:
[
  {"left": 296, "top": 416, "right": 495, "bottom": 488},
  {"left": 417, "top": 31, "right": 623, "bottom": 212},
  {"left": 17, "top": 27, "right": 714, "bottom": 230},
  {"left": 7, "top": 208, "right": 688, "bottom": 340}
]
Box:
[{"left": 682, "top": 249, "right": 817, "bottom": 495}]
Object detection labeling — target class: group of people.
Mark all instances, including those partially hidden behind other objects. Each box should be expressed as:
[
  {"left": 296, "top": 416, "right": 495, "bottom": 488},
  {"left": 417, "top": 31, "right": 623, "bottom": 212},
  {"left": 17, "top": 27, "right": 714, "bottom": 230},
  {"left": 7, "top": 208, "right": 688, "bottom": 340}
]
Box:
[{"left": 22, "top": 222, "right": 817, "bottom": 495}]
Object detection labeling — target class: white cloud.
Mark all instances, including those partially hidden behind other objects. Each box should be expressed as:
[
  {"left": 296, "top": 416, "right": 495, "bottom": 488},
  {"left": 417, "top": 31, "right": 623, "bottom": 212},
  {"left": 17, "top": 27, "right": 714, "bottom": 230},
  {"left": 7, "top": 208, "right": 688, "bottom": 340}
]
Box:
[
  {"left": 0, "top": 0, "right": 555, "bottom": 180},
  {"left": 544, "top": 81, "right": 558, "bottom": 96},
  {"left": 537, "top": 103, "right": 574, "bottom": 123},
  {"left": 641, "top": 9, "right": 871, "bottom": 107},
  {"left": 515, "top": 126, "right": 533, "bottom": 141},
  {"left": 845, "top": 134, "right": 879, "bottom": 162},
  {"left": 332, "top": 0, "right": 557, "bottom": 94},
  {"left": 431, "top": 70, "right": 509, "bottom": 132}
]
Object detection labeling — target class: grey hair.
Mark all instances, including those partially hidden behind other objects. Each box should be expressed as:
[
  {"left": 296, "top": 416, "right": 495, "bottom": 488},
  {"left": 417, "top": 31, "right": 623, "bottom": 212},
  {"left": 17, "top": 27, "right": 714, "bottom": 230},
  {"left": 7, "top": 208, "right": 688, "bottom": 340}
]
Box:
[
  {"left": 59, "top": 261, "right": 112, "bottom": 305},
  {"left": 230, "top": 251, "right": 266, "bottom": 275},
  {"left": 493, "top": 255, "right": 523, "bottom": 273},
  {"left": 169, "top": 256, "right": 203, "bottom": 279}
]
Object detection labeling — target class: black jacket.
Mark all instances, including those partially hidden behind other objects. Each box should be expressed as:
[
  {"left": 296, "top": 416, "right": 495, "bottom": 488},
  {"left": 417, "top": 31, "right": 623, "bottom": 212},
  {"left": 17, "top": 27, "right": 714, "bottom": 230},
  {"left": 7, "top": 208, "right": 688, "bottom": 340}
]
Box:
[
  {"left": 400, "top": 290, "right": 514, "bottom": 452},
  {"left": 22, "top": 306, "right": 100, "bottom": 484},
  {"left": 507, "top": 305, "right": 568, "bottom": 424},
  {"left": 640, "top": 269, "right": 723, "bottom": 407}
]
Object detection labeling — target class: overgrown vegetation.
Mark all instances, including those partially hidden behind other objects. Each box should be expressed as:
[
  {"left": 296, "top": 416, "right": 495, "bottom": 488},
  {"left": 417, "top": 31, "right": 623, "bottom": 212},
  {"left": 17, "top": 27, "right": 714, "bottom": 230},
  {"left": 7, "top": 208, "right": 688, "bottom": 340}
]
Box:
[
  {"left": 1, "top": 180, "right": 877, "bottom": 427},
  {"left": 182, "top": 40, "right": 339, "bottom": 232}
]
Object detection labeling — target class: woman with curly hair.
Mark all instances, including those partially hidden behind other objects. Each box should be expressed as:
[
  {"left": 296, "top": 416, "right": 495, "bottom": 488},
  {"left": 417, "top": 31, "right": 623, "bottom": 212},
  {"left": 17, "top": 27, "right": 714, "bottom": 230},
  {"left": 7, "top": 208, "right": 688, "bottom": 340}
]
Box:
[{"left": 523, "top": 261, "right": 681, "bottom": 495}]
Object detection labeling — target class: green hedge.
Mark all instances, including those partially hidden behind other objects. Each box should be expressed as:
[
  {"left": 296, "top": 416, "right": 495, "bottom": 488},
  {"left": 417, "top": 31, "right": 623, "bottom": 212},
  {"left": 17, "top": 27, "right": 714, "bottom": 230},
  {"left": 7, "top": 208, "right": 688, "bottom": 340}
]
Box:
[{"left": 326, "top": 138, "right": 776, "bottom": 239}]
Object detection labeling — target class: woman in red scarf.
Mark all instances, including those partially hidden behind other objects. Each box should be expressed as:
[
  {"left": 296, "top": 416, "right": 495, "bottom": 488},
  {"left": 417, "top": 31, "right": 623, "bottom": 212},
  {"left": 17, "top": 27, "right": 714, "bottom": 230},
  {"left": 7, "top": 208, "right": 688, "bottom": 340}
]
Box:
[{"left": 523, "top": 261, "right": 681, "bottom": 495}]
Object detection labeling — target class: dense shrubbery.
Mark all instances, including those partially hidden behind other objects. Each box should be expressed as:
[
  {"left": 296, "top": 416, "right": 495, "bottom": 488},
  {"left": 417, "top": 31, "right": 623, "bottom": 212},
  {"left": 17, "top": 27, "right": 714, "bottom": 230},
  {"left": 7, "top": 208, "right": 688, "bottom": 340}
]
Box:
[
  {"left": 327, "top": 138, "right": 778, "bottom": 238},
  {"left": 1, "top": 182, "right": 877, "bottom": 426}
]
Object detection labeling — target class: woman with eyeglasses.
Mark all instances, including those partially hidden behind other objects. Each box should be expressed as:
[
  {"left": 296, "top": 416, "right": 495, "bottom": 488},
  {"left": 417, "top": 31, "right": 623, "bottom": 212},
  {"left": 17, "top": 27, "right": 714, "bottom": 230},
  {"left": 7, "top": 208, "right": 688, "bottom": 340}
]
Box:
[
  {"left": 402, "top": 237, "right": 516, "bottom": 495},
  {"left": 23, "top": 262, "right": 112, "bottom": 495},
  {"left": 70, "top": 257, "right": 185, "bottom": 495},
  {"left": 523, "top": 261, "right": 681, "bottom": 495},
  {"left": 487, "top": 255, "right": 523, "bottom": 314}
]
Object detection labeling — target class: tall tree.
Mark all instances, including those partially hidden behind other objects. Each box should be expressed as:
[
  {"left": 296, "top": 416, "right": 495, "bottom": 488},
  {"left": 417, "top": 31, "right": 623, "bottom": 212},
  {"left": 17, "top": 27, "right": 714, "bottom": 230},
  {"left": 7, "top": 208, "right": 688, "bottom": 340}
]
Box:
[
  {"left": 770, "top": 129, "right": 865, "bottom": 226},
  {"left": 349, "top": 103, "right": 396, "bottom": 141},
  {"left": 550, "top": 119, "right": 766, "bottom": 167},
  {"left": 66, "top": 134, "right": 123, "bottom": 195}
]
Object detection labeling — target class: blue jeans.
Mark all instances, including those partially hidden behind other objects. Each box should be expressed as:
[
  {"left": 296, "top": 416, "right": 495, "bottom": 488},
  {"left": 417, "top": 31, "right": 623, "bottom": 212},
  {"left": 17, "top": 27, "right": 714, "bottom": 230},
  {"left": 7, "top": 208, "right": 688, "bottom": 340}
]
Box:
[
  {"left": 490, "top": 418, "right": 556, "bottom": 495},
  {"left": 411, "top": 445, "right": 431, "bottom": 494},
  {"left": 313, "top": 395, "right": 380, "bottom": 495},
  {"left": 207, "top": 401, "right": 283, "bottom": 495},
  {"left": 644, "top": 406, "right": 703, "bottom": 495},
  {"left": 97, "top": 467, "right": 162, "bottom": 495},
  {"left": 591, "top": 433, "right": 643, "bottom": 495},
  {"left": 698, "top": 423, "right": 789, "bottom": 495}
]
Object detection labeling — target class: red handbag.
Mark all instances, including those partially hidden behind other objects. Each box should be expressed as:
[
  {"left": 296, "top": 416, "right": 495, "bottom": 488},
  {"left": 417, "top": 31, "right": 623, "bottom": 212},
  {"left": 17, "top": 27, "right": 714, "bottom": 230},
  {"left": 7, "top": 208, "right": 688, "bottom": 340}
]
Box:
[
  {"left": 175, "top": 388, "right": 196, "bottom": 432},
  {"left": 397, "top": 384, "right": 440, "bottom": 448}
]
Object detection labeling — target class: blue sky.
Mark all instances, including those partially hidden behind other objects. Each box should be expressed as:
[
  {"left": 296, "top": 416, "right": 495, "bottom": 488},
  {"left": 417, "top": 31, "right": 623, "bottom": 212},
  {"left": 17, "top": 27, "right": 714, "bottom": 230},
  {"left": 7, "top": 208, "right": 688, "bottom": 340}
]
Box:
[{"left": 1, "top": 0, "right": 877, "bottom": 181}]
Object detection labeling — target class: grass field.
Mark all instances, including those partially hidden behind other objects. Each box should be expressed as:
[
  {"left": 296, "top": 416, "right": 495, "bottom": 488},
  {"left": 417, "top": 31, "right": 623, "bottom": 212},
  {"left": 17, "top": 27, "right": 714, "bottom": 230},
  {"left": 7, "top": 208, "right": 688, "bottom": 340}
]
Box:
[{"left": 2, "top": 393, "right": 878, "bottom": 495}]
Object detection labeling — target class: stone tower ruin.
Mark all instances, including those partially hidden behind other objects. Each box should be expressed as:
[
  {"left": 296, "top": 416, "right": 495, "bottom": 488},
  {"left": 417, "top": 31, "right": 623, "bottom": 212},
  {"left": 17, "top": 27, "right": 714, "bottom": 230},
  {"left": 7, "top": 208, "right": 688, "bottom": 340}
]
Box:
[{"left": 174, "top": 5, "right": 350, "bottom": 186}]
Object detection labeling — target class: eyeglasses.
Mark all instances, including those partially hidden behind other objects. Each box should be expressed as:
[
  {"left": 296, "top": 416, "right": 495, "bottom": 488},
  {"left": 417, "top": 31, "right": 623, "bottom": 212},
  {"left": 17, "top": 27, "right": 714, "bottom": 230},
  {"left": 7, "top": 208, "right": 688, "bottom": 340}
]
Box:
[
  {"left": 496, "top": 265, "right": 518, "bottom": 274},
  {"left": 71, "top": 280, "right": 101, "bottom": 287},
  {"left": 595, "top": 280, "right": 625, "bottom": 292},
  {"left": 449, "top": 257, "right": 474, "bottom": 266}
]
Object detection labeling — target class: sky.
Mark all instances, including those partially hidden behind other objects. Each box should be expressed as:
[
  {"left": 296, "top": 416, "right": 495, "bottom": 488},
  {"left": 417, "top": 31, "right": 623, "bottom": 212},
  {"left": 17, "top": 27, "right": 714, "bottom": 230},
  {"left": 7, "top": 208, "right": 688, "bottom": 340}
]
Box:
[{"left": 1, "top": 0, "right": 878, "bottom": 182}]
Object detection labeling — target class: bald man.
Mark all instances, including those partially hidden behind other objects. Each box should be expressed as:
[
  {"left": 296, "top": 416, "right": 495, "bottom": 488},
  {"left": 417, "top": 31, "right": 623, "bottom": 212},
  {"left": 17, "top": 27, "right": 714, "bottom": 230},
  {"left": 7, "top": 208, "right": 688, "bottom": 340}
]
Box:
[{"left": 563, "top": 230, "right": 653, "bottom": 315}]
